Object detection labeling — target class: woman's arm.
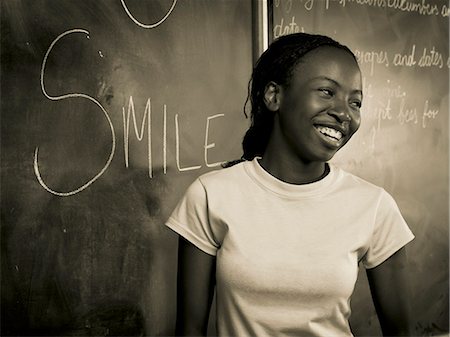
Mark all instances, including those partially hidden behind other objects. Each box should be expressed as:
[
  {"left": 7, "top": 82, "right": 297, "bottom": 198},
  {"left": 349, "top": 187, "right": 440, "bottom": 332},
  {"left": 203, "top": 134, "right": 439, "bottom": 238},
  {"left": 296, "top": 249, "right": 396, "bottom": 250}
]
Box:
[
  {"left": 366, "top": 247, "right": 412, "bottom": 336},
  {"left": 175, "top": 236, "right": 216, "bottom": 336}
]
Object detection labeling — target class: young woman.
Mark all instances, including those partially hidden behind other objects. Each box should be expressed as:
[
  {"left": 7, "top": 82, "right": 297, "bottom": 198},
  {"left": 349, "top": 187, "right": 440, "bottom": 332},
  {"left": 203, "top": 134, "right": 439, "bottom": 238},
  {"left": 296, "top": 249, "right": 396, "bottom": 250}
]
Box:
[{"left": 166, "top": 33, "right": 414, "bottom": 337}]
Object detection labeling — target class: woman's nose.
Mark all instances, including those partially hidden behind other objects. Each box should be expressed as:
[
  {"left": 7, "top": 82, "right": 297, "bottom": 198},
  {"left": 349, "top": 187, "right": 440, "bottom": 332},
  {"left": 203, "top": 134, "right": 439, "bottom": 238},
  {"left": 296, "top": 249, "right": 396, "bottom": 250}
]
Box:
[{"left": 328, "top": 102, "right": 351, "bottom": 123}]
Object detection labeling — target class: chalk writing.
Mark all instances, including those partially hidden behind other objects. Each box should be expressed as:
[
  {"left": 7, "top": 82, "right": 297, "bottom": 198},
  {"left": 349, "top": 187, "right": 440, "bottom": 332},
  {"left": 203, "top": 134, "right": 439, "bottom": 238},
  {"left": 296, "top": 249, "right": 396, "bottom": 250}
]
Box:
[
  {"left": 122, "top": 97, "right": 228, "bottom": 175},
  {"left": 36, "top": 29, "right": 230, "bottom": 196},
  {"left": 383, "top": 82, "right": 406, "bottom": 99},
  {"left": 442, "top": 4, "right": 449, "bottom": 16},
  {"left": 385, "top": 0, "right": 440, "bottom": 16},
  {"left": 339, "top": 0, "right": 440, "bottom": 16},
  {"left": 304, "top": 0, "right": 331, "bottom": 11},
  {"left": 122, "top": 96, "right": 152, "bottom": 177},
  {"left": 35, "top": 23, "right": 234, "bottom": 196},
  {"left": 366, "top": 92, "right": 441, "bottom": 131},
  {"left": 361, "top": 77, "right": 374, "bottom": 99},
  {"left": 390, "top": 45, "right": 446, "bottom": 69},
  {"left": 37, "top": 30, "right": 231, "bottom": 197},
  {"left": 359, "top": 76, "right": 442, "bottom": 153},
  {"left": 35, "top": 29, "right": 116, "bottom": 197},
  {"left": 274, "top": 0, "right": 294, "bottom": 13},
  {"left": 393, "top": 44, "right": 417, "bottom": 67},
  {"left": 204, "top": 114, "right": 225, "bottom": 168},
  {"left": 278, "top": 0, "right": 447, "bottom": 17},
  {"left": 120, "top": 0, "right": 178, "bottom": 28},
  {"left": 422, "top": 100, "right": 439, "bottom": 128},
  {"left": 354, "top": 49, "right": 389, "bottom": 76},
  {"left": 273, "top": 17, "right": 304, "bottom": 38},
  {"left": 397, "top": 98, "right": 419, "bottom": 125},
  {"left": 374, "top": 99, "right": 393, "bottom": 130},
  {"left": 353, "top": 46, "right": 448, "bottom": 74},
  {"left": 418, "top": 46, "right": 444, "bottom": 68},
  {"left": 175, "top": 114, "right": 202, "bottom": 172}
]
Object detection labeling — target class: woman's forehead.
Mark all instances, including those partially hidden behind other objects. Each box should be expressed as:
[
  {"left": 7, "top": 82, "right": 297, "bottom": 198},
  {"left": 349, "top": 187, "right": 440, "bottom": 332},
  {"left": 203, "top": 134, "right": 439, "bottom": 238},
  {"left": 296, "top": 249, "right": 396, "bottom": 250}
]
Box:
[
  {"left": 299, "top": 46, "right": 358, "bottom": 67},
  {"left": 289, "top": 47, "right": 362, "bottom": 91},
  {"left": 291, "top": 47, "right": 361, "bottom": 81}
]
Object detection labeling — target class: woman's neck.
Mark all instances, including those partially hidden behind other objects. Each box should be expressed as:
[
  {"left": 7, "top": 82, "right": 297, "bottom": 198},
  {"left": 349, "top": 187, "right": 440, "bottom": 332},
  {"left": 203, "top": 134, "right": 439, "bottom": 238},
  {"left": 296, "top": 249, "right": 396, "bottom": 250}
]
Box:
[{"left": 258, "top": 151, "right": 328, "bottom": 185}]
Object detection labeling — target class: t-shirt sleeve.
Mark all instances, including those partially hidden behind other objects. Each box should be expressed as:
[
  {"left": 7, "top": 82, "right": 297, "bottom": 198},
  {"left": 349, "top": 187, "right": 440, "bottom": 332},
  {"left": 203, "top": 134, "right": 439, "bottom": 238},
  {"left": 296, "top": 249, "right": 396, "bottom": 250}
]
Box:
[
  {"left": 165, "top": 178, "right": 218, "bottom": 256},
  {"left": 361, "top": 190, "right": 415, "bottom": 269}
]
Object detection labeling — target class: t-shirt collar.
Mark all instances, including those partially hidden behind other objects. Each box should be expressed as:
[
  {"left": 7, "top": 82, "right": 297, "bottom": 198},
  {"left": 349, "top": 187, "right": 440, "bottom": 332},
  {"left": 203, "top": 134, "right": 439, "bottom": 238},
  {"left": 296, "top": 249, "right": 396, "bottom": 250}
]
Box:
[{"left": 244, "top": 157, "right": 340, "bottom": 198}]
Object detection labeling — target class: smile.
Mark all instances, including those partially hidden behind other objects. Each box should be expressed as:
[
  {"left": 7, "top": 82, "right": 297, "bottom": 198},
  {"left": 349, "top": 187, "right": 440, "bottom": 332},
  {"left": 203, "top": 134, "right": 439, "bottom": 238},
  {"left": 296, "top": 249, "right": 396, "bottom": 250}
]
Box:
[{"left": 314, "top": 125, "right": 343, "bottom": 141}]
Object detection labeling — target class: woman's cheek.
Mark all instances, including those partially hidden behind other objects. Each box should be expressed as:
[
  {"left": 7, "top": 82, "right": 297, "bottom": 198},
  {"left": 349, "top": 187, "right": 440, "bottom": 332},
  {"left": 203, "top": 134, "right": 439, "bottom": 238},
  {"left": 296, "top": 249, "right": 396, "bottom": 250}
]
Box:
[
  {"left": 350, "top": 116, "right": 361, "bottom": 135},
  {"left": 308, "top": 98, "right": 329, "bottom": 112}
]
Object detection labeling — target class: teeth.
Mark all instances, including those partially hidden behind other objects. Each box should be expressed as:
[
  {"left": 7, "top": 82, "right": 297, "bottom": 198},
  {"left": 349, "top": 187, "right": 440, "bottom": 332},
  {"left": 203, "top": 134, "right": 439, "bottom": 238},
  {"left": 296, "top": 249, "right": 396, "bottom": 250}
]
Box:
[{"left": 316, "top": 126, "right": 343, "bottom": 140}]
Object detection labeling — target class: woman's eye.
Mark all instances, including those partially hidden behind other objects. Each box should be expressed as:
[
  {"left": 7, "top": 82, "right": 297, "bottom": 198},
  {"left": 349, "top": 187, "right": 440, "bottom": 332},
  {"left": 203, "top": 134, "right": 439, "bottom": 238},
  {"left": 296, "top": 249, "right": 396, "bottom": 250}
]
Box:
[
  {"left": 350, "top": 100, "right": 362, "bottom": 109},
  {"left": 319, "top": 88, "right": 333, "bottom": 96}
]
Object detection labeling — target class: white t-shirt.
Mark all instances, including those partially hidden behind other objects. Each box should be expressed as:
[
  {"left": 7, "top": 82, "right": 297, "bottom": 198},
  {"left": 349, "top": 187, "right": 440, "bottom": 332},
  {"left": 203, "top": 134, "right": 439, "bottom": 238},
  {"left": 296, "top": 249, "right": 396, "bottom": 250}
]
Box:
[{"left": 166, "top": 158, "right": 414, "bottom": 337}]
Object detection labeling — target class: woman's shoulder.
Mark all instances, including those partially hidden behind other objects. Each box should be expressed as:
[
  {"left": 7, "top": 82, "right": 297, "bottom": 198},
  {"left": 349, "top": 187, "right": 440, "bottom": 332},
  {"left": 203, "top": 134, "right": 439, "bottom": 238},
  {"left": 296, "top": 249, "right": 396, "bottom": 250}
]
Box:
[{"left": 333, "top": 165, "right": 386, "bottom": 195}]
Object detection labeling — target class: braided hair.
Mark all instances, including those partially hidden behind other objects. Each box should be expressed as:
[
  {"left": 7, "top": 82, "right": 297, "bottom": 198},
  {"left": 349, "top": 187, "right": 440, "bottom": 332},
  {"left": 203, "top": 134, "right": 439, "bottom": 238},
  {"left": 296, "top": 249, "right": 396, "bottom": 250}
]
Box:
[{"left": 224, "top": 33, "right": 357, "bottom": 167}]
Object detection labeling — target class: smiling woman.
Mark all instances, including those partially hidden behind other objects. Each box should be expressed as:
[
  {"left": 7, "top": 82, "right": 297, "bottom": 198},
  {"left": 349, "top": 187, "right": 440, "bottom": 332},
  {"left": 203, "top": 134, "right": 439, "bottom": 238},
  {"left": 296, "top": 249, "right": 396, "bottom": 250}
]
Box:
[
  {"left": 260, "top": 46, "right": 363, "bottom": 182},
  {"left": 166, "top": 33, "right": 414, "bottom": 337}
]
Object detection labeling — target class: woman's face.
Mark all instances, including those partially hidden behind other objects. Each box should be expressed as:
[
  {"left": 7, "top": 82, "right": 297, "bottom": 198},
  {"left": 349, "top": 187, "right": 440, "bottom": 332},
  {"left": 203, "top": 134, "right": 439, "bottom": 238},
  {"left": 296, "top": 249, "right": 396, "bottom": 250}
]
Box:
[{"left": 270, "top": 46, "right": 362, "bottom": 163}]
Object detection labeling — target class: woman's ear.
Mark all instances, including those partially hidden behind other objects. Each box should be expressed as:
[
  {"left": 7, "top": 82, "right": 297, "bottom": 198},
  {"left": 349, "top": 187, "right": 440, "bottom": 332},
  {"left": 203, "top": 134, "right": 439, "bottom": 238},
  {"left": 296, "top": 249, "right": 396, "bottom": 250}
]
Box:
[{"left": 263, "top": 81, "right": 281, "bottom": 112}]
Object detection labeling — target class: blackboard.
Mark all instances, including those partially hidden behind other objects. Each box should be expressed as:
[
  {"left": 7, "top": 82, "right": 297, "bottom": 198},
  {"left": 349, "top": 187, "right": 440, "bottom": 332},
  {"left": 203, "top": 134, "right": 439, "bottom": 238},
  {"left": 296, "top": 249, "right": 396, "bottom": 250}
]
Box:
[
  {"left": 1, "top": 0, "right": 252, "bottom": 335},
  {"left": 272, "top": 0, "right": 449, "bottom": 335}
]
